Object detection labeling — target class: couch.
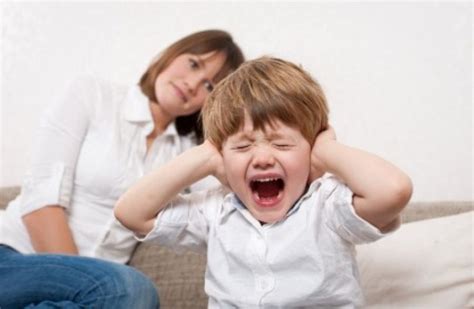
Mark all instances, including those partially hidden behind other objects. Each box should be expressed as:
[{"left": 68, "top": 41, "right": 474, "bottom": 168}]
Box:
[{"left": 1, "top": 186, "right": 472, "bottom": 308}]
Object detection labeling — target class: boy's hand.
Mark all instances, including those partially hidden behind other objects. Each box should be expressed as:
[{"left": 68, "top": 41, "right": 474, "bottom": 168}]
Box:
[
  {"left": 310, "top": 126, "right": 337, "bottom": 182},
  {"left": 202, "top": 140, "right": 229, "bottom": 187}
]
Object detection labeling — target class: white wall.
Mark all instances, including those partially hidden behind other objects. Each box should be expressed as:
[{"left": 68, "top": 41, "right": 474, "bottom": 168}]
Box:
[{"left": 1, "top": 1, "right": 472, "bottom": 202}]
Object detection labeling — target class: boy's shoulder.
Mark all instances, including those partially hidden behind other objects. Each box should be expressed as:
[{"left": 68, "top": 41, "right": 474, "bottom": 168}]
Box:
[
  {"left": 182, "top": 185, "right": 230, "bottom": 203},
  {"left": 307, "top": 174, "right": 349, "bottom": 199},
  {"left": 295, "top": 174, "right": 354, "bottom": 216},
  {"left": 178, "top": 185, "right": 233, "bottom": 215}
]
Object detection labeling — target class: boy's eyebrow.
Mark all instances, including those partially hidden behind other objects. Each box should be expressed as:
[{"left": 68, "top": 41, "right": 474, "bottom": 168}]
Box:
[
  {"left": 230, "top": 131, "right": 293, "bottom": 144},
  {"left": 266, "top": 131, "right": 286, "bottom": 140},
  {"left": 265, "top": 130, "right": 297, "bottom": 141},
  {"left": 230, "top": 132, "right": 254, "bottom": 142}
]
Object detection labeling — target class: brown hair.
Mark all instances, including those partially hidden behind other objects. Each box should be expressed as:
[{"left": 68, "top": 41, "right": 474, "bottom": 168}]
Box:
[
  {"left": 139, "top": 30, "right": 244, "bottom": 142},
  {"left": 203, "top": 57, "right": 329, "bottom": 149}
]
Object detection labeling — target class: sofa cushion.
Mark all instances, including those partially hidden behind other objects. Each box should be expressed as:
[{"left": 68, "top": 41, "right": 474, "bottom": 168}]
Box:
[
  {"left": 128, "top": 243, "right": 208, "bottom": 308},
  {"left": 0, "top": 187, "right": 21, "bottom": 210},
  {"left": 400, "top": 201, "right": 473, "bottom": 223},
  {"left": 357, "top": 211, "right": 473, "bottom": 308}
]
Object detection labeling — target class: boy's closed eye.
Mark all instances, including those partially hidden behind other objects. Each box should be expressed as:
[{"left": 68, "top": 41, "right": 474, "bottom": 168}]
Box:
[
  {"left": 232, "top": 144, "right": 252, "bottom": 151},
  {"left": 272, "top": 143, "right": 294, "bottom": 150}
]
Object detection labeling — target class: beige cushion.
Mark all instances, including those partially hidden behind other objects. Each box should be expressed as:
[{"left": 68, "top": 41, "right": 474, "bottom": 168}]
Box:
[
  {"left": 129, "top": 243, "right": 208, "bottom": 308},
  {"left": 0, "top": 187, "right": 21, "bottom": 210},
  {"left": 357, "top": 211, "right": 473, "bottom": 308},
  {"left": 401, "top": 201, "right": 473, "bottom": 223}
]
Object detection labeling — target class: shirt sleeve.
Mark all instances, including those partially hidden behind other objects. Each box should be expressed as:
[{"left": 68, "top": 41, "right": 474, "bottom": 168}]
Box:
[
  {"left": 137, "top": 187, "right": 226, "bottom": 255},
  {"left": 321, "top": 177, "right": 399, "bottom": 244},
  {"left": 19, "top": 76, "right": 97, "bottom": 216}
]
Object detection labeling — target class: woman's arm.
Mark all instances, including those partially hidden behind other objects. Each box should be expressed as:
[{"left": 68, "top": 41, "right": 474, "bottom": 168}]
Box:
[
  {"left": 20, "top": 77, "right": 95, "bottom": 254},
  {"left": 22, "top": 206, "right": 78, "bottom": 254},
  {"left": 115, "top": 141, "right": 225, "bottom": 236},
  {"left": 311, "top": 127, "right": 413, "bottom": 231}
]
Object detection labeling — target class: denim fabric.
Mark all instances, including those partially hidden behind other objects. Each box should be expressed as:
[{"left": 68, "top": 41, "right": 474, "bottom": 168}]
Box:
[{"left": 0, "top": 245, "right": 159, "bottom": 309}]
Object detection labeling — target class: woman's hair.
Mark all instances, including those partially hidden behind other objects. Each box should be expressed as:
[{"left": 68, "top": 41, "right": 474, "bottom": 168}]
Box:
[
  {"left": 203, "top": 57, "right": 329, "bottom": 149},
  {"left": 139, "top": 29, "right": 244, "bottom": 142}
]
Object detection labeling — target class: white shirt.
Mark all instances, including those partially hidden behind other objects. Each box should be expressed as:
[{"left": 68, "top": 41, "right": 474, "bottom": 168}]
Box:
[
  {"left": 0, "top": 75, "right": 218, "bottom": 263},
  {"left": 142, "top": 176, "right": 397, "bottom": 308}
]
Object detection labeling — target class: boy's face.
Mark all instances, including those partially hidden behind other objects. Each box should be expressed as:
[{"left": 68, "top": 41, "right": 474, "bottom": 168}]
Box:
[{"left": 221, "top": 113, "right": 311, "bottom": 224}]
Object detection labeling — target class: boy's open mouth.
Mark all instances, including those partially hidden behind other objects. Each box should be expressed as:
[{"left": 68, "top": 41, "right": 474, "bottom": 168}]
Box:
[{"left": 250, "top": 177, "right": 285, "bottom": 207}]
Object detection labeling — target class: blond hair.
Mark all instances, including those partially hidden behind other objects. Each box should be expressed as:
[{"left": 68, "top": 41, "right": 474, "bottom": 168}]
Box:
[{"left": 202, "top": 57, "right": 329, "bottom": 149}]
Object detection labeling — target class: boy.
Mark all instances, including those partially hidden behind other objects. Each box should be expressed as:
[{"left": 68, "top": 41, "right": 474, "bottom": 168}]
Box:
[{"left": 115, "top": 57, "right": 412, "bottom": 308}]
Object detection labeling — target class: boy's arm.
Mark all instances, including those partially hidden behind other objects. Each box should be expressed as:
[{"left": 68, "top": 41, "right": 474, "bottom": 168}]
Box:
[
  {"left": 311, "top": 128, "right": 413, "bottom": 231},
  {"left": 114, "top": 141, "right": 225, "bottom": 236}
]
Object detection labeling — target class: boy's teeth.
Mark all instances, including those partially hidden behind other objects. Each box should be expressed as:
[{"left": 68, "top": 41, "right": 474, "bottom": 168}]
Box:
[{"left": 256, "top": 178, "right": 278, "bottom": 182}]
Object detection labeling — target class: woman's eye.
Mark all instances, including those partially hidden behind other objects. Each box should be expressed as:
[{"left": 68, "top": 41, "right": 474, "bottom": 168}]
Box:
[
  {"left": 189, "top": 59, "right": 199, "bottom": 69},
  {"left": 204, "top": 81, "right": 214, "bottom": 92}
]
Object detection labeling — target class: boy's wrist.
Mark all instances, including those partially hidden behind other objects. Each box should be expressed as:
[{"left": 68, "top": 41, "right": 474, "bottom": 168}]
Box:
[
  {"left": 197, "top": 140, "right": 221, "bottom": 175},
  {"left": 199, "top": 140, "right": 228, "bottom": 186},
  {"left": 313, "top": 138, "right": 336, "bottom": 160},
  {"left": 311, "top": 139, "right": 338, "bottom": 177}
]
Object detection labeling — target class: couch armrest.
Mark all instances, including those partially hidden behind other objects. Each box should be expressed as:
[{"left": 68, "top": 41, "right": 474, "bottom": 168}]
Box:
[
  {"left": 401, "top": 201, "right": 473, "bottom": 223},
  {"left": 0, "top": 186, "right": 21, "bottom": 210}
]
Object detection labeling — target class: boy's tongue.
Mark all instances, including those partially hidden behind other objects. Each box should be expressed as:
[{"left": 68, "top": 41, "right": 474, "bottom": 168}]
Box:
[{"left": 254, "top": 180, "right": 281, "bottom": 199}]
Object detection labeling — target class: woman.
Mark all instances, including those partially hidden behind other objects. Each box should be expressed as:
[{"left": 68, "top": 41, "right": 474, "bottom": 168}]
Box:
[{"left": 0, "top": 29, "right": 244, "bottom": 308}]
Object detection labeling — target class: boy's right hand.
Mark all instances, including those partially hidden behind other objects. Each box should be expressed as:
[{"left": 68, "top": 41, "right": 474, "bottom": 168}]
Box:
[
  {"left": 310, "top": 126, "right": 337, "bottom": 182},
  {"left": 202, "top": 140, "right": 229, "bottom": 187}
]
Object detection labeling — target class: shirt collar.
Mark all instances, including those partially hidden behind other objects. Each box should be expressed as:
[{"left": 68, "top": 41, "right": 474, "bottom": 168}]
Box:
[
  {"left": 123, "top": 85, "right": 180, "bottom": 139},
  {"left": 221, "top": 194, "right": 263, "bottom": 230},
  {"left": 286, "top": 176, "right": 324, "bottom": 216},
  {"left": 162, "top": 121, "right": 180, "bottom": 138},
  {"left": 123, "top": 85, "right": 153, "bottom": 123}
]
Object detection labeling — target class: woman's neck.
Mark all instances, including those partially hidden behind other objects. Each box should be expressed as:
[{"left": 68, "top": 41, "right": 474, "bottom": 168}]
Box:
[{"left": 148, "top": 101, "right": 173, "bottom": 138}]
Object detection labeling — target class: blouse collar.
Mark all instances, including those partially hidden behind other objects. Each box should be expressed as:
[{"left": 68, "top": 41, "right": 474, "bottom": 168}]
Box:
[{"left": 123, "top": 85, "right": 180, "bottom": 138}]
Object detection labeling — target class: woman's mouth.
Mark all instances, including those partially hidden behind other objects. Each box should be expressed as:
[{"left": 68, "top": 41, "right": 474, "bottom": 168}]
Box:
[
  {"left": 250, "top": 177, "right": 285, "bottom": 208},
  {"left": 171, "top": 83, "right": 187, "bottom": 102}
]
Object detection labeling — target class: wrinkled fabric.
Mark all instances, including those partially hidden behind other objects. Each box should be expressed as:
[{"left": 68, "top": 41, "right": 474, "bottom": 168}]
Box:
[
  {"left": 142, "top": 176, "right": 399, "bottom": 308},
  {"left": 0, "top": 245, "right": 159, "bottom": 309}
]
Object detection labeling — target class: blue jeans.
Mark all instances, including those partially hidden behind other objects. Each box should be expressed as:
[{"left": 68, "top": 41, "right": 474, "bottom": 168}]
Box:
[{"left": 0, "top": 245, "right": 159, "bottom": 309}]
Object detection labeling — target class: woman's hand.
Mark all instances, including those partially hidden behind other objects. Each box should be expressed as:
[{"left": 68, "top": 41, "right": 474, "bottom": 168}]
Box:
[
  {"left": 202, "top": 140, "right": 229, "bottom": 187},
  {"left": 310, "top": 126, "right": 337, "bottom": 182}
]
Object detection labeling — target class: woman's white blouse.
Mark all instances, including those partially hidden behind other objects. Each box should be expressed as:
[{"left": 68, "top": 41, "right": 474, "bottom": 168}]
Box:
[{"left": 0, "top": 75, "right": 217, "bottom": 263}]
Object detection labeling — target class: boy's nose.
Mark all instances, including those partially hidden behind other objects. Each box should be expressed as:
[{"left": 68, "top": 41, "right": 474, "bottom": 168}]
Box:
[{"left": 252, "top": 147, "right": 275, "bottom": 169}]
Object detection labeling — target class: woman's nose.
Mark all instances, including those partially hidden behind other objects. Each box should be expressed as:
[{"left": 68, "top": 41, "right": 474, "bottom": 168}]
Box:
[{"left": 184, "top": 74, "right": 201, "bottom": 95}]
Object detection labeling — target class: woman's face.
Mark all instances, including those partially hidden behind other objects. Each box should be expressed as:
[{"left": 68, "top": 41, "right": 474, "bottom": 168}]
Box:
[{"left": 154, "top": 51, "right": 227, "bottom": 118}]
